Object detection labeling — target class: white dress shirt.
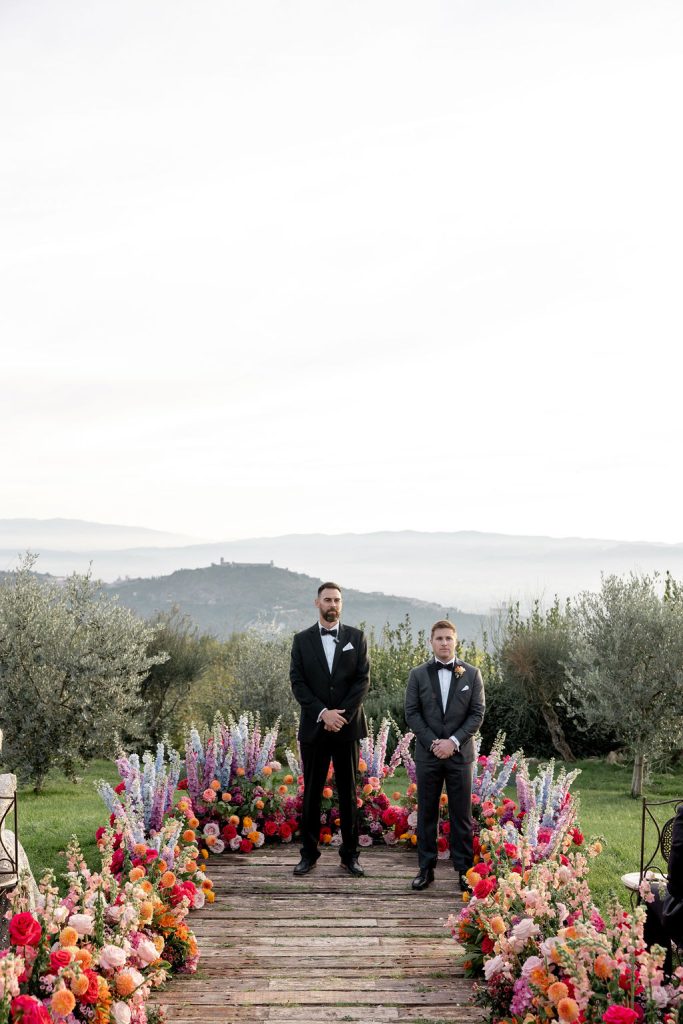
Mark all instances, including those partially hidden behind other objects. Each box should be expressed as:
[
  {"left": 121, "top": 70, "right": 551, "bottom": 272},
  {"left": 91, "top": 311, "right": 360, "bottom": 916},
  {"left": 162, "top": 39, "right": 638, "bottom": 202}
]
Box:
[
  {"left": 317, "top": 623, "right": 340, "bottom": 721},
  {"left": 435, "top": 661, "right": 460, "bottom": 751}
]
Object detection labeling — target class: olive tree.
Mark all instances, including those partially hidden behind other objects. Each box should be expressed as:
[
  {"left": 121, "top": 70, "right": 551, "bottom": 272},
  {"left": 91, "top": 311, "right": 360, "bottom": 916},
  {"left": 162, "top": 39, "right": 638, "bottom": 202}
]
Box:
[
  {"left": 568, "top": 572, "right": 683, "bottom": 797},
  {"left": 0, "top": 556, "right": 165, "bottom": 791}
]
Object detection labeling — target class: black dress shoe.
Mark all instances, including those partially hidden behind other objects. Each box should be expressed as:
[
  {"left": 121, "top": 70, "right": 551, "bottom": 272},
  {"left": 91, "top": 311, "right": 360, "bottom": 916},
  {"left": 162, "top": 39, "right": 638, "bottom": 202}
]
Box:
[
  {"left": 341, "top": 857, "right": 365, "bottom": 877},
  {"left": 293, "top": 857, "right": 316, "bottom": 876},
  {"left": 411, "top": 867, "right": 435, "bottom": 891}
]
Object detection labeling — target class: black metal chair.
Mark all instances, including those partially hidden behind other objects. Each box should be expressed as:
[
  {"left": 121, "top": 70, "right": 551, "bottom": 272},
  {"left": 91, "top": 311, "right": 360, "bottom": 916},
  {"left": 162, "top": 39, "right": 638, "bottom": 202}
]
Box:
[
  {"left": 622, "top": 797, "right": 683, "bottom": 906},
  {"left": 0, "top": 784, "right": 19, "bottom": 947}
]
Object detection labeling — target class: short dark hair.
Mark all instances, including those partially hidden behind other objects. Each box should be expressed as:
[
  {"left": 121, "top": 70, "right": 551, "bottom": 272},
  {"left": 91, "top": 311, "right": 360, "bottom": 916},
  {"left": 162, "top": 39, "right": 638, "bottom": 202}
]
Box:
[
  {"left": 430, "top": 618, "right": 457, "bottom": 638},
  {"left": 318, "top": 581, "right": 343, "bottom": 596}
]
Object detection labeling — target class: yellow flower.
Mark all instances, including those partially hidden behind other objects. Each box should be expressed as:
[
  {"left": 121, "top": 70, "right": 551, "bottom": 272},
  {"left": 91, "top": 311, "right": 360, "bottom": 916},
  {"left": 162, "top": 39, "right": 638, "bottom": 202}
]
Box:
[
  {"left": 242, "top": 816, "right": 253, "bottom": 830},
  {"left": 59, "top": 927, "right": 79, "bottom": 947}
]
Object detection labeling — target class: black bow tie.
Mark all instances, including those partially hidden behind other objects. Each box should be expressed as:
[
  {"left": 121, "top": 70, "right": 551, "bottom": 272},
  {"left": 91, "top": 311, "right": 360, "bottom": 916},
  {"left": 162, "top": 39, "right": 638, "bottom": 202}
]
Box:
[
  {"left": 321, "top": 628, "right": 338, "bottom": 637},
  {"left": 436, "top": 661, "right": 454, "bottom": 672}
]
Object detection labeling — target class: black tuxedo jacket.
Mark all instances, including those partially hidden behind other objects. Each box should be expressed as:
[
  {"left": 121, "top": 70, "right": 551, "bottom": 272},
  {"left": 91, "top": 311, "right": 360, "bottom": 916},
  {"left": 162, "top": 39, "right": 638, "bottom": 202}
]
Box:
[
  {"left": 663, "top": 803, "right": 683, "bottom": 936},
  {"left": 290, "top": 623, "right": 370, "bottom": 743},
  {"left": 404, "top": 657, "right": 485, "bottom": 765}
]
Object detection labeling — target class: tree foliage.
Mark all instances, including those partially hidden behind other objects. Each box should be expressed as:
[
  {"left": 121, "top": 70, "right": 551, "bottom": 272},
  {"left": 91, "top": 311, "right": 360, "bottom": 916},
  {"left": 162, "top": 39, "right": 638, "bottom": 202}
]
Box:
[
  {"left": 0, "top": 556, "right": 164, "bottom": 791},
  {"left": 568, "top": 572, "right": 683, "bottom": 797}
]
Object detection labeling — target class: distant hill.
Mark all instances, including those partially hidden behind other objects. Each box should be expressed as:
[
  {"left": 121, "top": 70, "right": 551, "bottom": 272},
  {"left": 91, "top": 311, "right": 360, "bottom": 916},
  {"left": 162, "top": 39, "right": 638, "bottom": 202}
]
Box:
[
  {"left": 0, "top": 518, "right": 199, "bottom": 552},
  {"left": 3, "top": 520, "right": 683, "bottom": 612},
  {"left": 103, "top": 562, "right": 486, "bottom": 641}
]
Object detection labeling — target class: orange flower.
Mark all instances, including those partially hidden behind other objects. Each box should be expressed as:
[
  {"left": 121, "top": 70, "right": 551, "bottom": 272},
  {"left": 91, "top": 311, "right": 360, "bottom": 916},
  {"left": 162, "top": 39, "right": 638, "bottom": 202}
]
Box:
[
  {"left": 406, "top": 783, "right": 417, "bottom": 796},
  {"left": 247, "top": 831, "right": 260, "bottom": 843},
  {"left": 139, "top": 901, "right": 154, "bottom": 924},
  {"left": 140, "top": 880, "right": 153, "bottom": 894},
  {"left": 284, "top": 775, "right": 294, "bottom": 784},
  {"left": 153, "top": 935, "right": 165, "bottom": 954},
  {"left": 182, "top": 830, "right": 196, "bottom": 843},
  {"left": 410, "top": 835, "right": 417, "bottom": 845},
  {"left": 236, "top": 767, "right": 245, "bottom": 777},
  {"left": 206, "top": 835, "right": 216, "bottom": 847},
  {"left": 562, "top": 926, "right": 578, "bottom": 940},
  {"left": 157, "top": 859, "right": 168, "bottom": 872},
  {"left": 462, "top": 892, "right": 470, "bottom": 903},
  {"left": 594, "top": 954, "right": 613, "bottom": 979},
  {"left": 159, "top": 870, "right": 176, "bottom": 888},
  {"left": 440, "top": 794, "right": 448, "bottom": 806},
  {"left": 188, "top": 818, "right": 199, "bottom": 829},
  {"left": 362, "top": 784, "right": 373, "bottom": 796},
  {"left": 52, "top": 988, "right": 76, "bottom": 1016},
  {"left": 129, "top": 866, "right": 145, "bottom": 882},
  {"left": 222, "top": 792, "right": 232, "bottom": 802},
  {"left": 557, "top": 998, "right": 580, "bottom": 1023},
  {"left": 356, "top": 797, "right": 363, "bottom": 808},
  {"left": 174, "top": 845, "right": 180, "bottom": 856},
  {"left": 322, "top": 833, "right": 332, "bottom": 844},
  {"left": 548, "top": 982, "right": 569, "bottom": 1004},
  {"left": 159, "top": 913, "right": 177, "bottom": 929},
  {"left": 242, "top": 816, "right": 253, "bottom": 830},
  {"left": 229, "top": 815, "right": 240, "bottom": 826},
  {"left": 529, "top": 966, "right": 551, "bottom": 990},
  {"left": 201, "top": 849, "right": 209, "bottom": 859},
  {"left": 334, "top": 818, "right": 341, "bottom": 827},
  {"left": 115, "top": 972, "right": 136, "bottom": 997},
  {"left": 322, "top": 787, "right": 333, "bottom": 799},
  {"left": 133, "top": 843, "right": 147, "bottom": 856},
  {"left": 278, "top": 785, "right": 288, "bottom": 795},
  {"left": 185, "top": 860, "right": 197, "bottom": 873},
  {"left": 205, "top": 890, "right": 216, "bottom": 903},
  {"left": 255, "top": 800, "right": 264, "bottom": 810},
  {"left": 71, "top": 974, "right": 90, "bottom": 996},
  {"left": 74, "top": 948, "right": 93, "bottom": 969},
  {"left": 263, "top": 766, "right": 272, "bottom": 776},
  {"left": 210, "top": 779, "right": 221, "bottom": 791},
  {"left": 392, "top": 791, "right": 401, "bottom": 800},
  {"left": 489, "top": 915, "right": 506, "bottom": 935},
  {"left": 59, "top": 927, "right": 79, "bottom": 947},
  {"left": 358, "top": 759, "right": 367, "bottom": 772},
  {"left": 202, "top": 878, "right": 214, "bottom": 890}
]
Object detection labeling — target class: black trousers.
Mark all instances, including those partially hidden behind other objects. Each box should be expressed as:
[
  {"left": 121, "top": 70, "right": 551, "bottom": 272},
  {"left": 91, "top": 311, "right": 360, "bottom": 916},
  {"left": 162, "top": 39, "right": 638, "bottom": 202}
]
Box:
[
  {"left": 416, "top": 757, "right": 474, "bottom": 873},
  {"left": 300, "top": 736, "right": 360, "bottom": 864}
]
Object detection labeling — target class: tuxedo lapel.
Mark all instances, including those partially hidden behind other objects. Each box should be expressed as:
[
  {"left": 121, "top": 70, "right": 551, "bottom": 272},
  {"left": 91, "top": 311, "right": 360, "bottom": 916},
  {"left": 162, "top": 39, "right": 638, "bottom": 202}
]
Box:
[
  {"left": 308, "top": 625, "right": 330, "bottom": 676},
  {"left": 427, "top": 660, "right": 444, "bottom": 715},
  {"left": 330, "top": 624, "right": 346, "bottom": 676},
  {"left": 444, "top": 662, "right": 465, "bottom": 714}
]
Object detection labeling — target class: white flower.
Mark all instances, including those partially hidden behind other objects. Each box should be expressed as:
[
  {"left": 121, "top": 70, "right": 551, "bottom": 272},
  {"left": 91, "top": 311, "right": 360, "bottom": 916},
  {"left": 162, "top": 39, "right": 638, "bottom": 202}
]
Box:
[
  {"left": 192, "top": 889, "right": 206, "bottom": 910},
  {"left": 203, "top": 822, "right": 220, "bottom": 838},
  {"left": 99, "top": 944, "right": 128, "bottom": 970},
  {"left": 511, "top": 918, "right": 540, "bottom": 943},
  {"left": 211, "top": 839, "right": 225, "bottom": 854},
  {"left": 111, "top": 1002, "right": 131, "bottom": 1024},
  {"left": 437, "top": 846, "right": 450, "bottom": 860},
  {"left": 483, "top": 954, "right": 507, "bottom": 981},
  {"left": 407, "top": 811, "right": 418, "bottom": 828},
  {"left": 68, "top": 913, "right": 94, "bottom": 935},
  {"left": 253, "top": 831, "right": 265, "bottom": 848},
  {"left": 135, "top": 940, "right": 159, "bottom": 966},
  {"left": 229, "top": 836, "right": 242, "bottom": 851},
  {"left": 384, "top": 833, "right": 398, "bottom": 846},
  {"left": 52, "top": 906, "right": 69, "bottom": 924},
  {"left": 358, "top": 835, "right": 373, "bottom": 847},
  {"left": 268, "top": 761, "right": 282, "bottom": 771},
  {"left": 521, "top": 955, "right": 544, "bottom": 977},
  {"left": 651, "top": 985, "right": 669, "bottom": 1008}
]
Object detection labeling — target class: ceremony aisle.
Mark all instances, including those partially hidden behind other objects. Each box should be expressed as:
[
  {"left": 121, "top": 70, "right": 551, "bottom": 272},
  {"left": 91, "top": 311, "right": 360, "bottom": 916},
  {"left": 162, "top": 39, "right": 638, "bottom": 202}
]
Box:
[{"left": 154, "top": 845, "right": 482, "bottom": 1024}]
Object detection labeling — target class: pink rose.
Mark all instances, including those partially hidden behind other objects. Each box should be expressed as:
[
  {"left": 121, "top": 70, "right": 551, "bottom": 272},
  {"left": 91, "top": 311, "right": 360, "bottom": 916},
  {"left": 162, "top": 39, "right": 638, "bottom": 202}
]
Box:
[
  {"left": 602, "top": 1007, "right": 638, "bottom": 1024},
  {"left": 98, "top": 944, "right": 128, "bottom": 971}
]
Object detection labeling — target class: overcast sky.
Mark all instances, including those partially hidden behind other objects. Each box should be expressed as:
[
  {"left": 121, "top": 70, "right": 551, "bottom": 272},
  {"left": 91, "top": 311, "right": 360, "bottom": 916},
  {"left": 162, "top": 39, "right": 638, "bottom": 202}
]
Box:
[{"left": 1, "top": 1, "right": 681, "bottom": 544}]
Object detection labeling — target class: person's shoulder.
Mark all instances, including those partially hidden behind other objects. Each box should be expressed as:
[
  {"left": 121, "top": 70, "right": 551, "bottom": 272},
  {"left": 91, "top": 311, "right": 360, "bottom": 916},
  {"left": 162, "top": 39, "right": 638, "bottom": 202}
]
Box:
[{"left": 343, "top": 624, "right": 365, "bottom": 641}]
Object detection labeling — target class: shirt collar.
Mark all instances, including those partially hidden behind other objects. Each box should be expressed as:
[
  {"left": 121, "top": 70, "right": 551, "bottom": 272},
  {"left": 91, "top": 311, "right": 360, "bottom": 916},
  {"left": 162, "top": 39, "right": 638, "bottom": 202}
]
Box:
[{"left": 319, "top": 622, "right": 341, "bottom": 633}]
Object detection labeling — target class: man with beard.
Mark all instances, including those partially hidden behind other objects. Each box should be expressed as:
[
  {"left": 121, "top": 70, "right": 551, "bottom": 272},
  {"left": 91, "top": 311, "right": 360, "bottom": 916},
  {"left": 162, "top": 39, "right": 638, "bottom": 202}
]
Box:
[{"left": 290, "top": 582, "right": 370, "bottom": 877}]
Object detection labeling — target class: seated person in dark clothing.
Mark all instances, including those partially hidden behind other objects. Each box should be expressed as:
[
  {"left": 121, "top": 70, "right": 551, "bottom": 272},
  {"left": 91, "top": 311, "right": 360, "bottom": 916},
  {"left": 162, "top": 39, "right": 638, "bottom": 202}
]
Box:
[{"left": 644, "top": 802, "right": 683, "bottom": 976}]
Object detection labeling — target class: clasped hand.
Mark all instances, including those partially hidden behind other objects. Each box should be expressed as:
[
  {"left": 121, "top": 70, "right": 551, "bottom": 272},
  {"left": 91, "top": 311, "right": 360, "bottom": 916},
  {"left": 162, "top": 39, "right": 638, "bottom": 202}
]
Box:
[
  {"left": 322, "top": 708, "right": 348, "bottom": 732},
  {"left": 431, "top": 738, "right": 456, "bottom": 759}
]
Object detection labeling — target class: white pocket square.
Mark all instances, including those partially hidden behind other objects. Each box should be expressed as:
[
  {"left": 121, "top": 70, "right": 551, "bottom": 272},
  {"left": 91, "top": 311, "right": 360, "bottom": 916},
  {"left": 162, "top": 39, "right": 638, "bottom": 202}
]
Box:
[
  {"left": 343, "top": 642, "right": 354, "bottom": 651},
  {"left": 461, "top": 685, "right": 469, "bottom": 692}
]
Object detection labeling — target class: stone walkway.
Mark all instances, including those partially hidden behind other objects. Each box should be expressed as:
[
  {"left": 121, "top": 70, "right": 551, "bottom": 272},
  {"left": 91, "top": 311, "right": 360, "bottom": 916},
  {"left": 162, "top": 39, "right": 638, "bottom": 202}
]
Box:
[{"left": 158, "top": 845, "right": 482, "bottom": 1024}]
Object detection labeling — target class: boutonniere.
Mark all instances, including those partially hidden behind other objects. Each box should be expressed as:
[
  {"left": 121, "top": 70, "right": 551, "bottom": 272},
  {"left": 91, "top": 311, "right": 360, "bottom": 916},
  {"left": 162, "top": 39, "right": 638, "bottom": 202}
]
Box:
[{"left": 454, "top": 663, "right": 466, "bottom": 678}]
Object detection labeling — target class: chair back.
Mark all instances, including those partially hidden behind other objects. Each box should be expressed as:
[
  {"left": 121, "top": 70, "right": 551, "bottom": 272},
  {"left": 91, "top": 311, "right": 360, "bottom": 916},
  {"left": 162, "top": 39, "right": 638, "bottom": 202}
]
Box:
[{"left": 639, "top": 797, "right": 683, "bottom": 894}]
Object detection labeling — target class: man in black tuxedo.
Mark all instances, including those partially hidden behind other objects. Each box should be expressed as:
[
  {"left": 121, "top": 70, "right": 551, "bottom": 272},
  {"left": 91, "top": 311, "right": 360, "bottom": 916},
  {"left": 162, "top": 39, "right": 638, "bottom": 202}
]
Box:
[
  {"left": 405, "top": 619, "right": 485, "bottom": 891},
  {"left": 644, "top": 801, "right": 683, "bottom": 975},
  {"left": 290, "top": 582, "right": 370, "bottom": 878}
]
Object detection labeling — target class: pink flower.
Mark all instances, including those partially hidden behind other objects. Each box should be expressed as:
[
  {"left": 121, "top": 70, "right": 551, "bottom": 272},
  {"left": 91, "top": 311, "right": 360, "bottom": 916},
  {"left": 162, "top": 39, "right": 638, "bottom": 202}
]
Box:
[
  {"left": 202, "top": 788, "right": 216, "bottom": 803},
  {"left": 602, "top": 1007, "right": 638, "bottom": 1024},
  {"left": 98, "top": 945, "right": 128, "bottom": 971}
]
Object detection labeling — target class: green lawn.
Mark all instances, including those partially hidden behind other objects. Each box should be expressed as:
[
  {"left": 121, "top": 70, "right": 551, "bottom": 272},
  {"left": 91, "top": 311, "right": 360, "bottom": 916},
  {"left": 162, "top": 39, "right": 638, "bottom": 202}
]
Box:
[
  {"left": 13, "top": 756, "right": 683, "bottom": 909},
  {"left": 17, "top": 759, "right": 119, "bottom": 882}
]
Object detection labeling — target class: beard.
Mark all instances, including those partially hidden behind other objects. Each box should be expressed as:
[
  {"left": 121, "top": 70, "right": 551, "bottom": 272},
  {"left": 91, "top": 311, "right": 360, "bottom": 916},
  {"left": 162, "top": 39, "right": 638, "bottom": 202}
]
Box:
[{"left": 322, "top": 609, "right": 340, "bottom": 623}]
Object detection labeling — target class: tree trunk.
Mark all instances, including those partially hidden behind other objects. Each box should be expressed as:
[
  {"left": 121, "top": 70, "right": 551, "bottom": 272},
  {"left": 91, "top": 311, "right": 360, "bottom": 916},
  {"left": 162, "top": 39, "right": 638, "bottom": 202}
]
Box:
[
  {"left": 540, "top": 702, "right": 576, "bottom": 762},
  {"left": 631, "top": 752, "right": 645, "bottom": 798}
]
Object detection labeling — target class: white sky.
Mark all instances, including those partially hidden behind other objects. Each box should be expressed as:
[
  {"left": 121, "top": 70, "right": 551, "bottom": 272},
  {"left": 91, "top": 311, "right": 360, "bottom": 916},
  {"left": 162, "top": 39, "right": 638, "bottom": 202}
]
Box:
[{"left": 1, "top": 0, "right": 682, "bottom": 543}]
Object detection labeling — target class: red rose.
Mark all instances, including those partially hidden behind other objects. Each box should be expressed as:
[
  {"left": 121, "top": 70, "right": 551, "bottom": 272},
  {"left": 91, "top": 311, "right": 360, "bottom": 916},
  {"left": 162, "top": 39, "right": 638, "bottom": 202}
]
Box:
[
  {"left": 49, "top": 949, "right": 72, "bottom": 973},
  {"left": 473, "top": 877, "right": 496, "bottom": 899},
  {"left": 279, "top": 824, "right": 292, "bottom": 839},
  {"left": 111, "top": 848, "right": 125, "bottom": 874},
  {"left": 481, "top": 936, "right": 495, "bottom": 954},
  {"left": 114, "top": 782, "right": 126, "bottom": 794},
  {"left": 437, "top": 837, "right": 449, "bottom": 852},
  {"left": 95, "top": 826, "right": 106, "bottom": 842},
  {"left": 9, "top": 913, "right": 42, "bottom": 948},
  {"left": 603, "top": 1008, "right": 638, "bottom": 1024},
  {"left": 475, "top": 862, "right": 491, "bottom": 877},
  {"left": 222, "top": 824, "right": 238, "bottom": 840},
  {"left": 381, "top": 808, "right": 397, "bottom": 826},
  {"left": 177, "top": 778, "right": 189, "bottom": 790},
  {"left": 240, "top": 839, "right": 254, "bottom": 853},
  {"left": 571, "top": 828, "right": 584, "bottom": 846},
  {"left": 472, "top": 836, "right": 481, "bottom": 854},
  {"left": 504, "top": 843, "right": 518, "bottom": 858},
  {"left": 10, "top": 995, "right": 52, "bottom": 1024},
  {"left": 79, "top": 969, "right": 100, "bottom": 1005},
  {"left": 169, "top": 881, "right": 197, "bottom": 907},
  {"left": 264, "top": 821, "right": 278, "bottom": 837},
  {"left": 441, "top": 822, "right": 450, "bottom": 836}
]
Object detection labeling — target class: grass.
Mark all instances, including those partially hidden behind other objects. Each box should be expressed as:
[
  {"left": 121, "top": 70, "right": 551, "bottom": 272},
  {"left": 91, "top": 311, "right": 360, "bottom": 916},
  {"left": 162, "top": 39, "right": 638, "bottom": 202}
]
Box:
[
  {"left": 17, "top": 758, "right": 119, "bottom": 882},
  {"left": 12, "top": 755, "right": 683, "bottom": 910}
]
